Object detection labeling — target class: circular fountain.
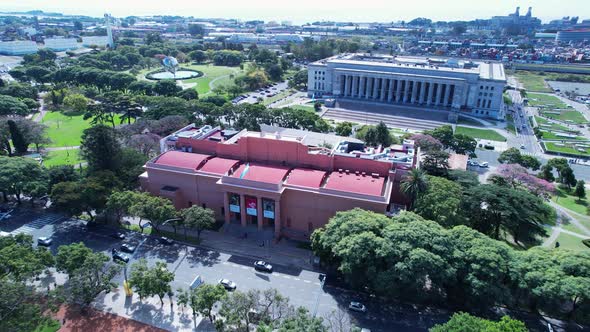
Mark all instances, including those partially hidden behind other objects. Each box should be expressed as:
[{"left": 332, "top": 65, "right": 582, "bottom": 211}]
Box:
[{"left": 145, "top": 55, "right": 202, "bottom": 80}]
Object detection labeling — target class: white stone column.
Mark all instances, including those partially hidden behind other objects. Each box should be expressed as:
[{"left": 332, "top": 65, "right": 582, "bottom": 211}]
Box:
[
  {"left": 411, "top": 81, "right": 419, "bottom": 104},
  {"left": 403, "top": 80, "right": 410, "bottom": 103},
  {"left": 366, "top": 77, "right": 373, "bottom": 99},
  {"left": 435, "top": 83, "right": 443, "bottom": 106},
  {"left": 427, "top": 82, "right": 435, "bottom": 106},
  {"left": 345, "top": 75, "right": 351, "bottom": 97},
  {"left": 395, "top": 79, "right": 403, "bottom": 102},
  {"left": 443, "top": 84, "right": 452, "bottom": 106},
  {"left": 387, "top": 79, "right": 394, "bottom": 102},
  {"left": 419, "top": 80, "right": 426, "bottom": 104},
  {"left": 352, "top": 76, "right": 358, "bottom": 98},
  {"left": 372, "top": 77, "right": 379, "bottom": 100},
  {"left": 380, "top": 78, "right": 387, "bottom": 101}
]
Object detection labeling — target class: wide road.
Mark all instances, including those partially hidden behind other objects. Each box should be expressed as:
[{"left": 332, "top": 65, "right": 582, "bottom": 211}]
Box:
[{"left": 3, "top": 210, "right": 585, "bottom": 332}]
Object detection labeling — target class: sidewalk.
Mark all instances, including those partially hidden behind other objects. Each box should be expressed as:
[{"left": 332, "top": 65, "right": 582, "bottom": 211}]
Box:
[{"left": 123, "top": 216, "right": 319, "bottom": 272}]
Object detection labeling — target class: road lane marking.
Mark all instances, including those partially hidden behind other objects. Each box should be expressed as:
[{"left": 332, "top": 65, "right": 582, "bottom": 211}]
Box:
[{"left": 304, "top": 280, "right": 311, "bottom": 283}]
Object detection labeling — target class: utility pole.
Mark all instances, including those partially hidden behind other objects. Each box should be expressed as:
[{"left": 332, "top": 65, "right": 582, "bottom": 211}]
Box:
[{"left": 312, "top": 273, "right": 327, "bottom": 317}]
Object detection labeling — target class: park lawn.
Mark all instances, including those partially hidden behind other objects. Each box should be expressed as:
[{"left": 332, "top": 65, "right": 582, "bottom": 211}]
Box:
[
  {"left": 541, "top": 110, "right": 587, "bottom": 124},
  {"left": 544, "top": 141, "right": 590, "bottom": 157},
  {"left": 289, "top": 105, "right": 316, "bottom": 112},
  {"left": 457, "top": 116, "right": 485, "bottom": 127},
  {"left": 535, "top": 116, "right": 576, "bottom": 132},
  {"left": 184, "top": 64, "right": 243, "bottom": 96},
  {"left": 552, "top": 232, "right": 590, "bottom": 252},
  {"left": 263, "top": 89, "right": 296, "bottom": 106},
  {"left": 455, "top": 126, "right": 507, "bottom": 142},
  {"left": 553, "top": 187, "right": 589, "bottom": 216},
  {"left": 540, "top": 130, "right": 587, "bottom": 141},
  {"left": 514, "top": 71, "right": 552, "bottom": 92},
  {"left": 526, "top": 93, "right": 567, "bottom": 108},
  {"left": 42, "top": 149, "right": 83, "bottom": 167},
  {"left": 41, "top": 111, "right": 125, "bottom": 148}
]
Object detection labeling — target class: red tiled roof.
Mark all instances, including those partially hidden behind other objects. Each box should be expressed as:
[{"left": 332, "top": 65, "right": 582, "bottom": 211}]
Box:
[
  {"left": 324, "top": 171, "right": 385, "bottom": 197},
  {"left": 154, "top": 151, "right": 210, "bottom": 170},
  {"left": 231, "top": 163, "right": 290, "bottom": 184},
  {"left": 285, "top": 168, "right": 327, "bottom": 189},
  {"left": 199, "top": 157, "right": 240, "bottom": 175}
]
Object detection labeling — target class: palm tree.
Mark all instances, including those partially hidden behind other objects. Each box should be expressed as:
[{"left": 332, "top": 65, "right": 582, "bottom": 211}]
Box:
[{"left": 400, "top": 169, "right": 428, "bottom": 210}]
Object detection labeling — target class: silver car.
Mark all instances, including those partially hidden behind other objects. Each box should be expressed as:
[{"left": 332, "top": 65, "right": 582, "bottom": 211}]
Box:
[
  {"left": 348, "top": 301, "right": 367, "bottom": 313},
  {"left": 219, "top": 278, "right": 237, "bottom": 290}
]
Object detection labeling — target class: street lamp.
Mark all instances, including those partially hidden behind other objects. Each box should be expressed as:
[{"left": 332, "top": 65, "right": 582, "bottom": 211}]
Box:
[{"left": 313, "top": 274, "right": 327, "bottom": 317}]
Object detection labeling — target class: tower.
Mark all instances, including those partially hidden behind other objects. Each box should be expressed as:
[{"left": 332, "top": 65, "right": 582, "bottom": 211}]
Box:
[
  {"left": 515, "top": 6, "right": 520, "bottom": 17},
  {"left": 526, "top": 7, "right": 532, "bottom": 18},
  {"left": 104, "top": 13, "right": 114, "bottom": 49}
]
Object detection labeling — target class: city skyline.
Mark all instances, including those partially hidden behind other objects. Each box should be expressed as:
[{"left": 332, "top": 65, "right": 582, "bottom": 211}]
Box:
[{"left": 2, "top": 0, "right": 589, "bottom": 24}]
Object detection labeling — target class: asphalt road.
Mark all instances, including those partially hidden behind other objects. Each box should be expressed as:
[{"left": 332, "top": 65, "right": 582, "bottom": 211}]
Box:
[
  {"left": 237, "top": 80, "right": 289, "bottom": 104},
  {"left": 3, "top": 210, "right": 587, "bottom": 331}
]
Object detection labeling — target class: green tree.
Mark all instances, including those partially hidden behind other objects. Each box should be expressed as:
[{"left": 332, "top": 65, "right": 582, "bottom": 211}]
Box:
[
  {"left": 428, "top": 125, "right": 454, "bottom": 149},
  {"left": 400, "top": 168, "right": 429, "bottom": 210},
  {"left": 65, "top": 251, "right": 121, "bottom": 307},
  {"left": 7, "top": 119, "right": 28, "bottom": 154},
  {"left": 0, "top": 95, "right": 30, "bottom": 116},
  {"left": 63, "top": 93, "right": 89, "bottom": 115},
  {"left": 538, "top": 164, "right": 555, "bottom": 182},
  {"left": 559, "top": 165, "right": 577, "bottom": 190},
  {"left": 498, "top": 147, "right": 540, "bottom": 170},
  {"left": 574, "top": 180, "right": 586, "bottom": 201},
  {"left": 80, "top": 125, "right": 122, "bottom": 172},
  {"left": 154, "top": 80, "right": 182, "bottom": 96},
  {"left": 188, "top": 50, "right": 207, "bottom": 63},
  {"left": 452, "top": 133, "right": 477, "bottom": 157},
  {"left": 180, "top": 205, "right": 215, "bottom": 239},
  {"left": 415, "top": 176, "right": 463, "bottom": 227},
  {"left": 374, "top": 121, "right": 393, "bottom": 146},
  {"left": 55, "top": 242, "right": 93, "bottom": 277},
  {"left": 115, "top": 95, "right": 143, "bottom": 124},
  {"left": 193, "top": 284, "right": 227, "bottom": 322},
  {"left": 0, "top": 233, "right": 54, "bottom": 281},
  {"left": 0, "top": 156, "right": 48, "bottom": 204},
  {"left": 278, "top": 307, "right": 327, "bottom": 332},
  {"left": 129, "top": 259, "right": 175, "bottom": 305},
  {"left": 131, "top": 195, "right": 176, "bottom": 233},
  {"left": 106, "top": 190, "right": 139, "bottom": 224},
  {"left": 430, "top": 312, "right": 527, "bottom": 332},
  {"left": 334, "top": 122, "right": 353, "bottom": 137},
  {"left": 421, "top": 150, "right": 450, "bottom": 176}
]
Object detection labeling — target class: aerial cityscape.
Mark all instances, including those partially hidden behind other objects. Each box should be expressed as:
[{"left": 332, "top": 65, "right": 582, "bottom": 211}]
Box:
[{"left": 1, "top": 1, "right": 590, "bottom": 331}]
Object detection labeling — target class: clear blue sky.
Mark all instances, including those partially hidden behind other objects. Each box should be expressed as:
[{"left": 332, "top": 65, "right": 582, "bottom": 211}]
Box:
[{"left": 2, "top": 0, "right": 588, "bottom": 24}]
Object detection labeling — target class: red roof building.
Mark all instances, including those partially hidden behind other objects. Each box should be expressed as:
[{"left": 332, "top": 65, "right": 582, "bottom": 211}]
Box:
[{"left": 141, "top": 125, "right": 416, "bottom": 240}]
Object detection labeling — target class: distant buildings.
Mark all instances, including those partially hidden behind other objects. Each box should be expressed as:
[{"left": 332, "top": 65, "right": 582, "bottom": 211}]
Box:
[
  {"left": 556, "top": 30, "right": 590, "bottom": 43},
  {"left": 308, "top": 54, "right": 507, "bottom": 120},
  {"left": 491, "top": 7, "right": 541, "bottom": 34},
  {"left": 43, "top": 37, "right": 79, "bottom": 51},
  {"left": 81, "top": 36, "right": 110, "bottom": 47},
  {"left": 0, "top": 40, "right": 39, "bottom": 55}
]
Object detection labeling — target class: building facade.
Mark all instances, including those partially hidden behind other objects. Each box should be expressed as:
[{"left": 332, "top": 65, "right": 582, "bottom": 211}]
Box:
[
  {"left": 307, "top": 54, "right": 507, "bottom": 120},
  {"left": 0, "top": 41, "right": 39, "bottom": 55},
  {"left": 141, "top": 125, "right": 416, "bottom": 240},
  {"left": 43, "top": 38, "right": 79, "bottom": 51}
]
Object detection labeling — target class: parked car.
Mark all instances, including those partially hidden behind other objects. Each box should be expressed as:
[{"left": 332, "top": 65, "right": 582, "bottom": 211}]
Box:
[
  {"left": 467, "top": 160, "right": 479, "bottom": 167},
  {"left": 479, "top": 161, "right": 489, "bottom": 168},
  {"left": 348, "top": 301, "right": 367, "bottom": 313},
  {"left": 219, "top": 278, "right": 237, "bottom": 290},
  {"left": 111, "top": 232, "right": 125, "bottom": 240},
  {"left": 120, "top": 243, "right": 136, "bottom": 253},
  {"left": 160, "top": 237, "right": 174, "bottom": 245},
  {"left": 112, "top": 249, "right": 129, "bottom": 263},
  {"left": 520, "top": 144, "right": 526, "bottom": 149},
  {"left": 254, "top": 260, "right": 273, "bottom": 273},
  {"left": 37, "top": 237, "right": 53, "bottom": 246}
]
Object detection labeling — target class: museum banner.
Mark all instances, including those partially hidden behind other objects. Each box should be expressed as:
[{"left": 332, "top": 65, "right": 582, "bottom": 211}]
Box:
[{"left": 246, "top": 197, "right": 257, "bottom": 216}]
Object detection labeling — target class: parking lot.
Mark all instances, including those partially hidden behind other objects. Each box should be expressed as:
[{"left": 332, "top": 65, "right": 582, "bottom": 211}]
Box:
[{"left": 233, "top": 80, "right": 289, "bottom": 104}]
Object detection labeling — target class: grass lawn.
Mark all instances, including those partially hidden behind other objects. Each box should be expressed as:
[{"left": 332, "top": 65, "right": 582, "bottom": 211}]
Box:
[
  {"left": 553, "top": 187, "right": 589, "bottom": 215},
  {"left": 41, "top": 112, "right": 124, "bottom": 148},
  {"left": 544, "top": 141, "right": 590, "bottom": 157},
  {"left": 457, "top": 116, "right": 485, "bottom": 127},
  {"left": 541, "top": 110, "right": 588, "bottom": 124},
  {"left": 263, "top": 89, "right": 296, "bottom": 106},
  {"left": 455, "top": 126, "right": 507, "bottom": 142},
  {"left": 535, "top": 116, "right": 578, "bottom": 132},
  {"left": 289, "top": 105, "right": 316, "bottom": 112},
  {"left": 526, "top": 93, "right": 567, "bottom": 108},
  {"left": 42, "top": 149, "right": 82, "bottom": 167},
  {"left": 552, "top": 232, "right": 590, "bottom": 252},
  {"left": 514, "top": 71, "right": 552, "bottom": 92},
  {"left": 183, "top": 64, "right": 243, "bottom": 96},
  {"left": 34, "top": 319, "right": 60, "bottom": 332},
  {"left": 539, "top": 130, "right": 587, "bottom": 141}
]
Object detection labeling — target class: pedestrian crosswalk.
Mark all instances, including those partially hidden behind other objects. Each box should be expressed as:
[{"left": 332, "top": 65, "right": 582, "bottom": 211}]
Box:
[{"left": 9, "top": 214, "right": 64, "bottom": 235}]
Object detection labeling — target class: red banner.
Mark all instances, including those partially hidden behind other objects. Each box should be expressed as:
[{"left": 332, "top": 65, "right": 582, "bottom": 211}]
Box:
[{"left": 246, "top": 197, "right": 257, "bottom": 216}]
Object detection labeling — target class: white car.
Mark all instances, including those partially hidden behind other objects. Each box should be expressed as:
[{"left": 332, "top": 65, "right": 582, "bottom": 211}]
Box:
[
  {"left": 479, "top": 161, "right": 489, "bottom": 168},
  {"left": 219, "top": 278, "right": 237, "bottom": 290},
  {"left": 348, "top": 301, "right": 367, "bottom": 313}
]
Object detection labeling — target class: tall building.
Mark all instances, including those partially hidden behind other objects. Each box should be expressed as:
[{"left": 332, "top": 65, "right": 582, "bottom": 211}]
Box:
[
  {"left": 307, "top": 54, "right": 507, "bottom": 120},
  {"left": 140, "top": 124, "right": 416, "bottom": 240},
  {"left": 0, "top": 40, "right": 39, "bottom": 55}
]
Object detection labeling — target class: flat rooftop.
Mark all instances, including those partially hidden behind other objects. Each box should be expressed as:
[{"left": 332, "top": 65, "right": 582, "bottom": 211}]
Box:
[
  {"left": 231, "top": 163, "right": 291, "bottom": 185},
  {"left": 313, "top": 53, "right": 506, "bottom": 81},
  {"left": 199, "top": 157, "right": 240, "bottom": 175},
  {"left": 153, "top": 151, "right": 209, "bottom": 170},
  {"left": 285, "top": 168, "right": 327, "bottom": 189},
  {"left": 324, "top": 171, "right": 385, "bottom": 197}
]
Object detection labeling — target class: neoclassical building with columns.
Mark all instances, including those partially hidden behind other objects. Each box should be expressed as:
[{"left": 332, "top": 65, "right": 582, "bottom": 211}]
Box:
[{"left": 307, "top": 54, "right": 507, "bottom": 120}]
